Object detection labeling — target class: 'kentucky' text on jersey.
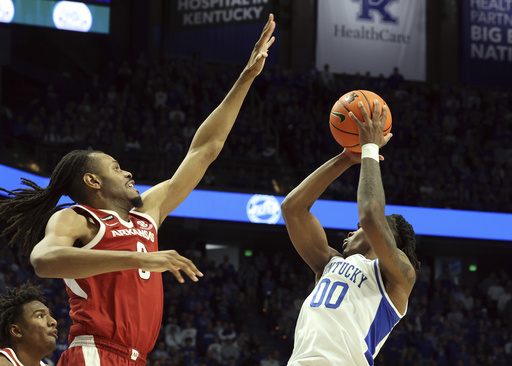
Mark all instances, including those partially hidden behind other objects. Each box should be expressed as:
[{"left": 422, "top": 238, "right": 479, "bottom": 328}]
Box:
[{"left": 287, "top": 254, "right": 406, "bottom": 366}]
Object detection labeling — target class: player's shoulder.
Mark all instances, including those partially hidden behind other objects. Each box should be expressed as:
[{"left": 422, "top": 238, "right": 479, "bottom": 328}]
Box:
[
  {"left": 0, "top": 358, "right": 12, "bottom": 366},
  {"left": 49, "top": 207, "right": 87, "bottom": 223},
  {"left": 0, "top": 351, "right": 15, "bottom": 366},
  {"left": 46, "top": 207, "right": 91, "bottom": 234}
]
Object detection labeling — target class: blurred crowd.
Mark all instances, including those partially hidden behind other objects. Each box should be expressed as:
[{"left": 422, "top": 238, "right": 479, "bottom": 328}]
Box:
[
  {"left": 1, "top": 238, "right": 511, "bottom": 366},
  {"left": 1, "top": 54, "right": 511, "bottom": 213}
]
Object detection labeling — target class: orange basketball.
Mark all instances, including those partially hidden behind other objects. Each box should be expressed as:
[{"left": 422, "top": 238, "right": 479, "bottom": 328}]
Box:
[{"left": 329, "top": 90, "right": 392, "bottom": 152}]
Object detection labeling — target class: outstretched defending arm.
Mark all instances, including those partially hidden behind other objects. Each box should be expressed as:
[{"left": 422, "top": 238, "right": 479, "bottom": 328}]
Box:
[{"left": 138, "top": 14, "right": 276, "bottom": 227}]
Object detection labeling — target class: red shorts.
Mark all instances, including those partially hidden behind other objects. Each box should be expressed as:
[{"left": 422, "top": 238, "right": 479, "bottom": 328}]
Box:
[{"left": 56, "top": 335, "right": 147, "bottom": 366}]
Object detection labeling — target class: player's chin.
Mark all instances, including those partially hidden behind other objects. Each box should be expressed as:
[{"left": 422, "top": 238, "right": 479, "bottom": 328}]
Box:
[{"left": 130, "top": 195, "right": 144, "bottom": 208}]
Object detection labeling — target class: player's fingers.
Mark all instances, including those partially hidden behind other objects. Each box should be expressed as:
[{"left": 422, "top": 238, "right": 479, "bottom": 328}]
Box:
[
  {"left": 384, "top": 132, "right": 393, "bottom": 144},
  {"left": 181, "top": 257, "right": 204, "bottom": 280},
  {"left": 174, "top": 258, "right": 200, "bottom": 282},
  {"left": 358, "top": 101, "right": 370, "bottom": 122},
  {"left": 348, "top": 111, "right": 362, "bottom": 125},
  {"left": 266, "top": 36, "right": 276, "bottom": 48},
  {"left": 380, "top": 104, "right": 388, "bottom": 124},
  {"left": 170, "top": 268, "right": 185, "bottom": 283},
  {"left": 257, "top": 14, "right": 276, "bottom": 43},
  {"left": 373, "top": 99, "right": 381, "bottom": 121}
]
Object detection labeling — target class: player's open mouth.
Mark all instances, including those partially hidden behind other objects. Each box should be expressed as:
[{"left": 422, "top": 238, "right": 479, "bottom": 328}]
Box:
[{"left": 127, "top": 180, "right": 137, "bottom": 190}]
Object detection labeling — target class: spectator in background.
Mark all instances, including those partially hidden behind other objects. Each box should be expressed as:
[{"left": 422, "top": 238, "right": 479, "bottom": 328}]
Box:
[
  {"left": 260, "top": 351, "right": 280, "bottom": 366},
  {"left": 152, "top": 341, "right": 170, "bottom": 361},
  {"left": 221, "top": 338, "right": 240, "bottom": 365},
  {"left": 387, "top": 66, "right": 405, "bottom": 89},
  {"left": 206, "top": 335, "right": 223, "bottom": 365},
  {"left": 181, "top": 321, "right": 198, "bottom": 348},
  {"left": 319, "top": 64, "right": 335, "bottom": 88},
  {"left": 487, "top": 276, "right": 505, "bottom": 315}
]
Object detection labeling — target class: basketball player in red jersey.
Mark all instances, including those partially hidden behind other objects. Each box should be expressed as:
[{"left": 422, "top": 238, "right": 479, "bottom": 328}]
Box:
[
  {"left": 0, "top": 283, "right": 57, "bottom": 366},
  {"left": 0, "top": 14, "right": 276, "bottom": 366}
]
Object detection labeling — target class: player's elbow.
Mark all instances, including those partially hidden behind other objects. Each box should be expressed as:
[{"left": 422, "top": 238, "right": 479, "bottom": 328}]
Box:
[
  {"left": 281, "top": 196, "right": 292, "bottom": 215},
  {"left": 281, "top": 196, "right": 299, "bottom": 217},
  {"left": 30, "top": 250, "right": 55, "bottom": 278}
]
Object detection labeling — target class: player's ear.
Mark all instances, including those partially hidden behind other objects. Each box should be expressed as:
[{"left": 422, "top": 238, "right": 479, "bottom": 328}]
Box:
[
  {"left": 9, "top": 324, "right": 22, "bottom": 339},
  {"left": 83, "top": 173, "right": 101, "bottom": 190}
]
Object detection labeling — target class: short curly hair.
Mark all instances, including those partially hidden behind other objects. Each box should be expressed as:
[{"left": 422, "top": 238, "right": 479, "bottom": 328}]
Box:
[
  {"left": 386, "top": 214, "right": 421, "bottom": 276},
  {"left": 0, "top": 283, "right": 46, "bottom": 347}
]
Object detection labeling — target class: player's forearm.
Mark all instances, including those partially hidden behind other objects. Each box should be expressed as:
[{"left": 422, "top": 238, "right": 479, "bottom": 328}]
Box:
[
  {"left": 30, "top": 245, "right": 140, "bottom": 279},
  {"left": 282, "top": 153, "right": 355, "bottom": 212},
  {"left": 188, "top": 73, "right": 255, "bottom": 157},
  {"left": 357, "top": 159, "right": 386, "bottom": 220}
]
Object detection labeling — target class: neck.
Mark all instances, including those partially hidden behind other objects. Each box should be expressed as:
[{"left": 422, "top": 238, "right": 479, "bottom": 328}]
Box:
[
  {"left": 86, "top": 200, "right": 132, "bottom": 221},
  {"left": 363, "top": 248, "right": 378, "bottom": 261}
]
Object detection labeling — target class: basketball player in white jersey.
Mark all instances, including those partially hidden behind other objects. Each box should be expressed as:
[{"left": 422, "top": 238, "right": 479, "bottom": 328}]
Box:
[
  {"left": 0, "top": 283, "right": 57, "bottom": 366},
  {"left": 281, "top": 100, "right": 420, "bottom": 366}
]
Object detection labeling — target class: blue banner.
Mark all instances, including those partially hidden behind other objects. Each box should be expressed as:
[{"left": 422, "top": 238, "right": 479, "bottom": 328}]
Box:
[
  {"left": 163, "top": 0, "right": 277, "bottom": 64},
  {"left": 1, "top": 163, "right": 512, "bottom": 241},
  {"left": 462, "top": 0, "right": 512, "bottom": 87}
]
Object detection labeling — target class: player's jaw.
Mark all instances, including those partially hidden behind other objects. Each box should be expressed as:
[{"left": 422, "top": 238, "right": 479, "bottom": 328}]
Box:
[
  {"left": 49, "top": 328, "right": 58, "bottom": 340},
  {"left": 126, "top": 179, "right": 143, "bottom": 208}
]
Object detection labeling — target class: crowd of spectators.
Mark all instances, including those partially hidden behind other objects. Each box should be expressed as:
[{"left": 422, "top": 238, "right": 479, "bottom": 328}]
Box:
[
  {"left": 1, "top": 54, "right": 511, "bottom": 214},
  {"left": 1, "top": 236, "right": 511, "bottom": 365}
]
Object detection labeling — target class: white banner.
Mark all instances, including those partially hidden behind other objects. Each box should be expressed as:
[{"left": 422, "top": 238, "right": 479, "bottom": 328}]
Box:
[{"left": 317, "top": 0, "right": 426, "bottom": 81}]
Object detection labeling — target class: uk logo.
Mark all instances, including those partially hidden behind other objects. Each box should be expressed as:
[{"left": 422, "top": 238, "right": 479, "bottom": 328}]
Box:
[{"left": 352, "top": 0, "right": 398, "bottom": 24}]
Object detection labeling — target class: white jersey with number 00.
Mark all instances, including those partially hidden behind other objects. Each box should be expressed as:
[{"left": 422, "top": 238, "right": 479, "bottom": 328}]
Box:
[{"left": 288, "top": 254, "right": 406, "bottom": 366}]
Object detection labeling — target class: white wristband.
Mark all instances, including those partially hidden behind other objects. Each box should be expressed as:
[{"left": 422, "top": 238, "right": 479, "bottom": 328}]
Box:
[{"left": 361, "top": 143, "right": 379, "bottom": 162}]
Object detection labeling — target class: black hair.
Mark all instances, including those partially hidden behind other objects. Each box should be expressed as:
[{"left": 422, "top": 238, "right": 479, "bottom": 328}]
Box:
[
  {"left": 0, "top": 283, "right": 46, "bottom": 347},
  {"left": 0, "top": 149, "right": 102, "bottom": 255},
  {"left": 386, "top": 214, "right": 421, "bottom": 276}
]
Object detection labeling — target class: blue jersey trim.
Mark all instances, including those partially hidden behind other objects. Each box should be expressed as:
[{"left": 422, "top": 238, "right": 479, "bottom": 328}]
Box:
[{"left": 363, "top": 261, "right": 401, "bottom": 364}]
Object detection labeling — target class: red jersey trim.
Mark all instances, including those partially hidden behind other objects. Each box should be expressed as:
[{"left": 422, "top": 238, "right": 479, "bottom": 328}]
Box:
[{"left": 0, "top": 348, "right": 46, "bottom": 366}]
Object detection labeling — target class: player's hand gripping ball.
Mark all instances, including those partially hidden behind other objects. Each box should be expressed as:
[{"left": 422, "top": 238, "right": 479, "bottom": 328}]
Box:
[{"left": 329, "top": 90, "right": 392, "bottom": 152}]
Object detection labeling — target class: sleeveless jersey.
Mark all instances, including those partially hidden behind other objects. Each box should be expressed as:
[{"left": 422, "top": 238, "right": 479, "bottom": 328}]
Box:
[
  {"left": 0, "top": 348, "right": 46, "bottom": 365},
  {"left": 63, "top": 205, "right": 163, "bottom": 355},
  {"left": 287, "top": 254, "right": 406, "bottom": 366}
]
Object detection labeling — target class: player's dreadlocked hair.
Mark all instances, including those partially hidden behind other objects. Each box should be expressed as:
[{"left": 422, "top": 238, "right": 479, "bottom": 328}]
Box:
[
  {"left": 0, "top": 149, "right": 102, "bottom": 256},
  {"left": 0, "top": 283, "right": 47, "bottom": 347},
  {"left": 386, "top": 214, "right": 421, "bottom": 276}
]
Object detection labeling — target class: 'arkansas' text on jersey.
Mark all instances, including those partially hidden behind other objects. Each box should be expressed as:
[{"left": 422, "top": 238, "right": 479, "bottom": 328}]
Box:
[{"left": 111, "top": 228, "right": 155, "bottom": 242}]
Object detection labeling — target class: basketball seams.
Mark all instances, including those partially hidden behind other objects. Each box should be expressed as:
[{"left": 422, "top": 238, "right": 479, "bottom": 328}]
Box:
[
  {"left": 330, "top": 107, "right": 357, "bottom": 135},
  {"left": 337, "top": 99, "right": 352, "bottom": 113},
  {"left": 359, "top": 90, "right": 373, "bottom": 119},
  {"left": 329, "top": 89, "right": 391, "bottom": 153},
  {"left": 329, "top": 120, "right": 359, "bottom": 136}
]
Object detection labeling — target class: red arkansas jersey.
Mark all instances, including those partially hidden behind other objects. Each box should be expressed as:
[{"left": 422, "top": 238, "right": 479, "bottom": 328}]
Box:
[
  {"left": 0, "top": 348, "right": 46, "bottom": 365},
  {"left": 64, "top": 205, "right": 163, "bottom": 355}
]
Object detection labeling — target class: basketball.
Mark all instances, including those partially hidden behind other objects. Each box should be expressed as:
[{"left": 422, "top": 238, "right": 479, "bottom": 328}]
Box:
[{"left": 329, "top": 90, "right": 392, "bottom": 152}]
